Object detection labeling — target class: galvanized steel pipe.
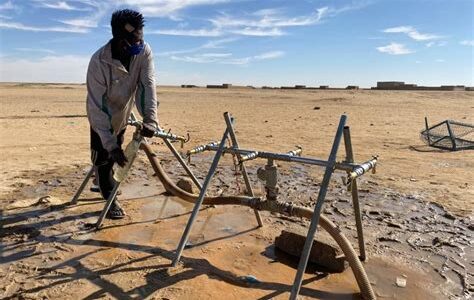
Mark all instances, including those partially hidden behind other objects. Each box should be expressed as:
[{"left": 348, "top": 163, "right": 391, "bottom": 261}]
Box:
[{"left": 189, "top": 144, "right": 360, "bottom": 172}]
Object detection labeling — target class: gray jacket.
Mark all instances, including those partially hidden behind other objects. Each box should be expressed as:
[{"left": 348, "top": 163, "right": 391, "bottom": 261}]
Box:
[{"left": 86, "top": 40, "right": 158, "bottom": 152}]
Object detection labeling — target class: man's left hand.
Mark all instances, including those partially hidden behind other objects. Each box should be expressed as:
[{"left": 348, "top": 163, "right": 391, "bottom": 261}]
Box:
[{"left": 141, "top": 123, "right": 156, "bottom": 138}]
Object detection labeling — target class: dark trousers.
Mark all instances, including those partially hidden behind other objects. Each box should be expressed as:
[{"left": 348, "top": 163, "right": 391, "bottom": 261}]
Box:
[{"left": 90, "top": 127, "right": 125, "bottom": 200}]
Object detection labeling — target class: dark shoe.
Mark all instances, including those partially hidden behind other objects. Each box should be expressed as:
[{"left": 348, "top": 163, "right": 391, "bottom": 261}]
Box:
[
  {"left": 106, "top": 201, "right": 126, "bottom": 219},
  {"left": 90, "top": 184, "right": 101, "bottom": 193}
]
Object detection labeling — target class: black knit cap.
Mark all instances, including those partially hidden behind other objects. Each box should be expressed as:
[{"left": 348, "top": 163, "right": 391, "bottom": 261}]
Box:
[{"left": 111, "top": 9, "right": 145, "bottom": 39}]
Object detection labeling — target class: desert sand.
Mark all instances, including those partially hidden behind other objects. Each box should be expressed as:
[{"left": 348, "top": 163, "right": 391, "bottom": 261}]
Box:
[
  {"left": 1, "top": 84, "right": 472, "bottom": 214},
  {"left": 0, "top": 84, "right": 473, "bottom": 299}
]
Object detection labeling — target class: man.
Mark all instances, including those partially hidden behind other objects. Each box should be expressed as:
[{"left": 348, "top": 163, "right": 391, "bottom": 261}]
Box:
[{"left": 86, "top": 9, "right": 158, "bottom": 219}]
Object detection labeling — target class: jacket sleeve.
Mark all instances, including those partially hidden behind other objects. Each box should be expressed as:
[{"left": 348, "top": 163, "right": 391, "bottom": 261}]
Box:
[
  {"left": 135, "top": 44, "right": 159, "bottom": 128},
  {"left": 86, "top": 57, "right": 117, "bottom": 152}
]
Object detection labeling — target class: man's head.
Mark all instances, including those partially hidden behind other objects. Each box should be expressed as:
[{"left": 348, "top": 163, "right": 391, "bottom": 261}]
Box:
[{"left": 111, "top": 9, "right": 145, "bottom": 56}]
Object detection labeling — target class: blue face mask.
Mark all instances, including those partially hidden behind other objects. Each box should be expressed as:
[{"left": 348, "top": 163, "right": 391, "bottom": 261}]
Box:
[{"left": 127, "top": 41, "right": 144, "bottom": 56}]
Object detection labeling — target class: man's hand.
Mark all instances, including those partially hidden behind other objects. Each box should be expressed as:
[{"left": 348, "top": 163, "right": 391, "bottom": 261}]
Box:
[
  {"left": 109, "top": 147, "right": 128, "bottom": 167},
  {"left": 141, "top": 123, "right": 156, "bottom": 138}
]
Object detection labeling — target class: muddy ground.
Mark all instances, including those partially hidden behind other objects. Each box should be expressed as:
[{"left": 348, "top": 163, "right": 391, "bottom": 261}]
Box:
[{"left": 0, "top": 84, "right": 473, "bottom": 299}]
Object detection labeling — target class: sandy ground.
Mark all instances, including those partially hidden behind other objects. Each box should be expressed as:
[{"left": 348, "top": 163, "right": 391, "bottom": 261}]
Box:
[
  {"left": 0, "top": 84, "right": 473, "bottom": 299},
  {"left": 1, "top": 84, "right": 472, "bottom": 215}
]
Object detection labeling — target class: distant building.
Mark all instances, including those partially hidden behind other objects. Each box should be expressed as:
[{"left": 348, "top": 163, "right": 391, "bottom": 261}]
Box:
[
  {"left": 346, "top": 85, "right": 359, "bottom": 90},
  {"left": 376, "top": 81, "right": 407, "bottom": 89},
  {"left": 207, "top": 84, "right": 231, "bottom": 89},
  {"left": 374, "top": 81, "right": 469, "bottom": 91}
]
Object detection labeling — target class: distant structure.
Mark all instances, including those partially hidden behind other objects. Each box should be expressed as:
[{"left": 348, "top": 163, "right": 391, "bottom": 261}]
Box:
[
  {"left": 346, "top": 85, "right": 359, "bottom": 90},
  {"left": 191, "top": 82, "right": 473, "bottom": 91},
  {"left": 421, "top": 117, "right": 474, "bottom": 151},
  {"left": 206, "top": 83, "right": 232, "bottom": 89},
  {"left": 280, "top": 85, "right": 340, "bottom": 90},
  {"left": 373, "top": 81, "right": 470, "bottom": 91}
]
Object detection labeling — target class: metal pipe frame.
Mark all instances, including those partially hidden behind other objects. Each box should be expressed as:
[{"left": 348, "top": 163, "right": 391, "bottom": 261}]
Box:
[
  {"left": 69, "top": 112, "right": 376, "bottom": 299},
  {"left": 95, "top": 182, "right": 121, "bottom": 229},
  {"left": 163, "top": 138, "right": 203, "bottom": 190},
  {"left": 70, "top": 112, "right": 198, "bottom": 227},
  {"left": 172, "top": 120, "right": 231, "bottom": 267},
  {"left": 196, "top": 144, "right": 372, "bottom": 173},
  {"left": 289, "top": 115, "right": 347, "bottom": 300},
  {"left": 223, "top": 112, "right": 263, "bottom": 227},
  {"left": 446, "top": 120, "right": 457, "bottom": 151},
  {"left": 127, "top": 118, "right": 188, "bottom": 143},
  {"left": 343, "top": 126, "right": 366, "bottom": 262},
  {"left": 424, "top": 117, "right": 432, "bottom": 146},
  {"left": 70, "top": 166, "right": 94, "bottom": 205},
  {"left": 239, "top": 146, "right": 301, "bottom": 163},
  {"left": 95, "top": 136, "right": 202, "bottom": 229}
]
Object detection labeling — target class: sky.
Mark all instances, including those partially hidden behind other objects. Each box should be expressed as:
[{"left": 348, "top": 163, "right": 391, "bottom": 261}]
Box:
[{"left": 0, "top": 0, "right": 472, "bottom": 87}]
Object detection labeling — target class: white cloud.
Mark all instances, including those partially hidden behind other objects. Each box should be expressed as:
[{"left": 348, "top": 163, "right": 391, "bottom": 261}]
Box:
[
  {"left": 0, "top": 55, "right": 89, "bottom": 83},
  {"left": 170, "top": 52, "right": 233, "bottom": 63},
  {"left": 150, "top": 28, "right": 222, "bottom": 37},
  {"left": 376, "top": 42, "right": 413, "bottom": 55},
  {"left": 252, "top": 8, "right": 282, "bottom": 17},
  {"left": 229, "top": 27, "right": 284, "bottom": 37},
  {"left": 426, "top": 41, "right": 447, "bottom": 47},
  {"left": 170, "top": 50, "right": 285, "bottom": 65},
  {"left": 58, "top": 2, "right": 110, "bottom": 29},
  {"left": 220, "top": 50, "right": 285, "bottom": 65},
  {"left": 154, "top": 2, "right": 368, "bottom": 37},
  {"left": 0, "top": 0, "right": 109, "bottom": 33},
  {"left": 156, "top": 38, "right": 237, "bottom": 57},
  {"left": 171, "top": 54, "right": 220, "bottom": 63},
  {"left": 152, "top": 26, "right": 286, "bottom": 37},
  {"left": 0, "top": 0, "right": 15, "bottom": 10},
  {"left": 383, "top": 26, "right": 442, "bottom": 41},
  {"left": 435, "top": 59, "right": 445, "bottom": 63},
  {"left": 202, "top": 37, "right": 237, "bottom": 48},
  {"left": 210, "top": 7, "right": 327, "bottom": 29},
  {"left": 39, "top": 1, "right": 90, "bottom": 11},
  {"left": 460, "top": 40, "right": 474, "bottom": 46},
  {"left": 122, "top": 0, "right": 230, "bottom": 17},
  {"left": 15, "top": 48, "right": 56, "bottom": 54},
  {"left": 0, "top": 20, "right": 88, "bottom": 33},
  {"left": 59, "top": 18, "right": 98, "bottom": 28},
  {"left": 253, "top": 51, "right": 285, "bottom": 60},
  {"left": 199, "top": 52, "right": 232, "bottom": 57}
]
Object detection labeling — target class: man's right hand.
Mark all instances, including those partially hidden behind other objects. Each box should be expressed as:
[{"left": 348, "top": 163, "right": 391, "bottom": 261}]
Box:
[{"left": 109, "top": 147, "right": 128, "bottom": 167}]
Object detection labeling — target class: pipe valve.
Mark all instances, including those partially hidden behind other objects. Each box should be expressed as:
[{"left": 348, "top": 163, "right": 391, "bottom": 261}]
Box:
[
  {"left": 347, "top": 156, "right": 378, "bottom": 185},
  {"left": 257, "top": 159, "right": 279, "bottom": 200},
  {"left": 287, "top": 146, "right": 303, "bottom": 157}
]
